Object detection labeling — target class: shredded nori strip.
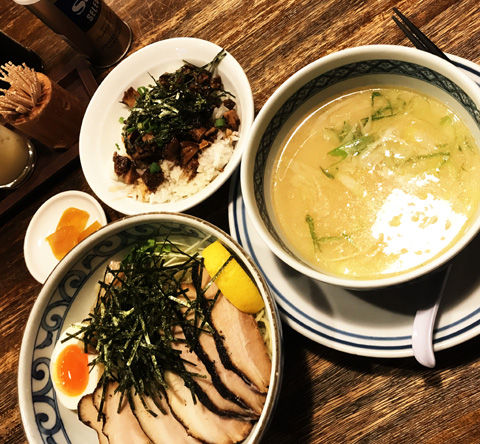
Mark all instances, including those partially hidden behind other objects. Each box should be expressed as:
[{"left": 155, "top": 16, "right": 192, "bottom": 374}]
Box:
[
  {"left": 77, "top": 238, "right": 226, "bottom": 418},
  {"left": 121, "top": 50, "right": 232, "bottom": 166}
]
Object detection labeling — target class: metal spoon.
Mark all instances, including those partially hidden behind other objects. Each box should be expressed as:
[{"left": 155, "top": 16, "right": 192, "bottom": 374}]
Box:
[{"left": 412, "top": 264, "right": 452, "bottom": 368}]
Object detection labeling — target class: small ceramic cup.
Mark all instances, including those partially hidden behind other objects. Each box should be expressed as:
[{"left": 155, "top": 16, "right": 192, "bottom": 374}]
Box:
[{"left": 0, "top": 124, "right": 35, "bottom": 189}]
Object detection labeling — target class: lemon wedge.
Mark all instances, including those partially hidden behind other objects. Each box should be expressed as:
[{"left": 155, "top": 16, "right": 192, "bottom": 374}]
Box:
[{"left": 202, "top": 240, "right": 265, "bottom": 313}]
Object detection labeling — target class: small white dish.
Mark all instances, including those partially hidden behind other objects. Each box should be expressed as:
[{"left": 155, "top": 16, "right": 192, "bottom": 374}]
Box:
[
  {"left": 24, "top": 190, "right": 107, "bottom": 283},
  {"left": 80, "top": 37, "right": 254, "bottom": 215}
]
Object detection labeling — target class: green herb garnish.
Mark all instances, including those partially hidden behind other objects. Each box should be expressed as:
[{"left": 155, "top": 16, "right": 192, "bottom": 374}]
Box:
[
  {"left": 338, "top": 121, "right": 352, "bottom": 142},
  {"left": 400, "top": 151, "right": 450, "bottom": 168},
  {"left": 370, "top": 91, "right": 405, "bottom": 121},
  {"left": 360, "top": 117, "right": 370, "bottom": 126},
  {"left": 306, "top": 214, "right": 322, "bottom": 251},
  {"left": 328, "top": 134, "right": 375, "bottom": 159},
  {"left": 320, "top": 133, "right": 375, "bottom": 179},
  {"left": 214, "top": 117, "right": 226, "bottom": 128},
  {"left": 149, "top": 162, "right": 161, "bottom": 173},
  {"left": 440, "top": 115, "right": 452, "bottom": 125},
  {"left": 371, "top": 91, "right": 382, "bottom": 105},
  {"left": 320, "top": 166, "right": 335, "bottom": 179},
  {"left": 306, "top": 214, "right": 351, "bottom": 251}
]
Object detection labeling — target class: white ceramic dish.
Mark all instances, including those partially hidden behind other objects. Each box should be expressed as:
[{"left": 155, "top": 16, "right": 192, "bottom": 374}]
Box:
[
  {"left": 23, "top": 190, "right": 107, "bottom": 283},
  {"left": 19, "top": 213, "right": 283, "bottom": 444},
  {"left": 80, "top": 37, "right": 254, "bottom": 215},
  {"left": 230, "top": 51, "right": 480, "bottom": 357},
  {"left": 240, "top": 45, "right": 480, "bottom": 290}
]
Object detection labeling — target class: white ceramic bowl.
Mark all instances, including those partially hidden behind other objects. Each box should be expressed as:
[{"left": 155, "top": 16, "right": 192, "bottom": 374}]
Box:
[
  {"left": 80, "top": 37, "right": 254, "bottom": 215},
  {"left": 18, "top": 212, "right": 283, "bottom": 444},
  {"left": 241, "top": 45, "right": 480, "bottom": 290}
]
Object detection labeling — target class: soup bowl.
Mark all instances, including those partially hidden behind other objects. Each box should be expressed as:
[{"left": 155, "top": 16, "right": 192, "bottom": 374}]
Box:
[{"left": 241, "top": 45, "right": 480, "bottom": 290}]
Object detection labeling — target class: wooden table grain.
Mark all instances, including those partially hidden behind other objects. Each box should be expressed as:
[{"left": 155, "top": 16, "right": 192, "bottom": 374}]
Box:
[{"left": 1, "top": 0, "right": 480, "bottom": 443}]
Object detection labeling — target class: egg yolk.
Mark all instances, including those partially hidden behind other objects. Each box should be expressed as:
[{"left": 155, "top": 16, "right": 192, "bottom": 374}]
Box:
[{"left": 54, "top": 344, "right": 89, "bottom": 396}]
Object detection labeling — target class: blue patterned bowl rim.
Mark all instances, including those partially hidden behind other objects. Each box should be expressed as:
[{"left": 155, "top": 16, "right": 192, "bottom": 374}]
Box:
[{"left": 18, "top": 212, "right": 283, "bottom": 444}]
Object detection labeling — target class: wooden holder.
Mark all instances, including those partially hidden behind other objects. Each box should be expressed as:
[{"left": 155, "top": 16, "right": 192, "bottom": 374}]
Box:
[
  {"left": 7, "top": 72, "right": 86, "bottom": 149},
  {"left": 0, "top": 57, "right": 97, "bottom": 220}
]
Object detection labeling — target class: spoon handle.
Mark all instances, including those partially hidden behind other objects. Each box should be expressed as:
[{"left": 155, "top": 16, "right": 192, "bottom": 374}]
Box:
[{"left": 412, "top": 264, "right": 452, "bottom": 368}]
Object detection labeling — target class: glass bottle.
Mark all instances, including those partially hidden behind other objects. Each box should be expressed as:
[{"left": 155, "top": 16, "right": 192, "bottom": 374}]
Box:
[{"left": 13, "top": 0, "right": 132, "bottom": 68}]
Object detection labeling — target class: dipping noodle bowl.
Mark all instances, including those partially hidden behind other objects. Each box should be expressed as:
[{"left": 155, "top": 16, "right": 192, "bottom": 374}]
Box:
[{"left": 241, "top": 45, "right": 480, "bottom": 290}]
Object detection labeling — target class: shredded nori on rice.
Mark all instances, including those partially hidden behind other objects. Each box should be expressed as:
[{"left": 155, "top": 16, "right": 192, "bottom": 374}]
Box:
[{"left": 121, "top": 50, "right": 233, "bottom": 167}]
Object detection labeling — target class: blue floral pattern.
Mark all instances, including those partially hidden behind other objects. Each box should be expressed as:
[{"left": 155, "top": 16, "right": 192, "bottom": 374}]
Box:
[{"left": 29, "top": 222, "right": 214, "bottom": 444}]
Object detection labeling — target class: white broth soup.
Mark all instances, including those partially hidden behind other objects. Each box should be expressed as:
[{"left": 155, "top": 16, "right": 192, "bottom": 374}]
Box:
[{"left": 271, "top": 87, "right": 480, "bottom": 279}]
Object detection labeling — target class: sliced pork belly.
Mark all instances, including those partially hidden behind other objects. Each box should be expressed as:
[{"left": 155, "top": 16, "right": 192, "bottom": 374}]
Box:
[
  {"left": 198, "top": 332, "right": 266, "bottom": 415},
  {"left": 131, "top": 393, "right": 201, "bottom": 444},
  {"left": 186, "top": 274, "right": 270, "bottom": 409},
  {"left": 172, "top": 340, "right": 255, "bottom": 418},
  {"left": 211, "top": 294, "right": 271, "bottom": 394},
  {"left": 102, "top": 382, "right": 152, "bottom": 444},
  {"left": 92, "top": 384, "right": 103, "bottom": 410},
  {"left": 179, "top": 284, "right": 260, "bottom": 416},
  {"left": 78, "top": 394, "right": 108, "bottom": 444},
  {"left": 165, "top": 370, "right": 253, "bottom": 444}
]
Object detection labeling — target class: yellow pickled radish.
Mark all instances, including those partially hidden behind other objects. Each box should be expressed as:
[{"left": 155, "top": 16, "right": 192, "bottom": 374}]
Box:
[{"left": 202, "top": 240, "right": 264, "bottom": 314}]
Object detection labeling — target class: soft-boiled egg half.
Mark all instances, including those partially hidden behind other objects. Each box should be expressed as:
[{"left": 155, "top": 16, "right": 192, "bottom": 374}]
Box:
[{"left": 50, "top": 324, "right": 103, "bottom": 410}]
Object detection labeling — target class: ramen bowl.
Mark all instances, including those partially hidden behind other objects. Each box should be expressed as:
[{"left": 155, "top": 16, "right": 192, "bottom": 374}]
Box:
[
  {"left": 19, "top": 212, "right": 283, "bottom": 444},
  {"left": 241, "top": 45, "right": 480, "bottom": 290}
]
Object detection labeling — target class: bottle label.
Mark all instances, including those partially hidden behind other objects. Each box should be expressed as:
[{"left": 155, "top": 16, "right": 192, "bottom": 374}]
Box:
[{"left": 53, "top": 0, "right": 102, "bottom": 32}]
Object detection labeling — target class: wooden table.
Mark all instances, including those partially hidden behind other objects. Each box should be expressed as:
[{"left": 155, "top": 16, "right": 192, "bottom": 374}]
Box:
[{"left": 1, "top": 0, "right": 480, "bottom": 442}]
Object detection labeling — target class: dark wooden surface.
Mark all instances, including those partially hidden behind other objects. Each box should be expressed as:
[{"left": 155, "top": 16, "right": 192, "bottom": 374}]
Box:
[{"left": 1, "top": 0, "right": 480, "bottom": 443}]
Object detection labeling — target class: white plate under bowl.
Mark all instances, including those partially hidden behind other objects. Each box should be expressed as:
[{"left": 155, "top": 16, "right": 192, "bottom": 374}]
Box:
[
  {"left": 24, "top": 191, "right": 107, "bottom": 283},
  {"left": 80, "top": 37, "right": 254, "bottom": 215},
  {"left": 229, "top": 54, "right": 480, "bottom": 358}
]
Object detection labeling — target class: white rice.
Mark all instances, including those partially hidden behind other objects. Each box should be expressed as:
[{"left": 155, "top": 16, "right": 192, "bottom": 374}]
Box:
[{"left": 110, "top": 130, "right": 238, "bottom": 203}]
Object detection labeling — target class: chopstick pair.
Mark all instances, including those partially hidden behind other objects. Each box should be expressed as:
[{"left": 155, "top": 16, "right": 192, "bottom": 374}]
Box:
[{"left": 392, "top": 8, "right": 453, "bottom": 63}]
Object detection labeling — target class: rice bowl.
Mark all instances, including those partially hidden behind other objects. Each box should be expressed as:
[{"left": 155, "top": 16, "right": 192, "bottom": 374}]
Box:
[
  {"left": 112, "top": 129, "right": 239, "bottom": 204},
  {"left": 80, "top": 38, "right": 254, "bottom": 215}
]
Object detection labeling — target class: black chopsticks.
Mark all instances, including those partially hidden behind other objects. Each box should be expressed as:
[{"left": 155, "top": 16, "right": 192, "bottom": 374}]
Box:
[{"left": 392, "top": 8, "right": 453, "bottom": 64}]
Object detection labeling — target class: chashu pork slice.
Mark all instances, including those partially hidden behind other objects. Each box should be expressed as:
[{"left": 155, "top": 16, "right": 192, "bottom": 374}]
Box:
[
  {"left": 179, "top": 284, "right": 260, "bottom": 417},
  {"left": 211, "top": 293, "right": 271, "bottom": 394},
  {"left": 198, "top": 331, "right": 266, "bottom": 415},
  {"left": 78, "top": 394, "right": 109, "bottom": 444},
  {"left": 165, "top": 371, "right": 253, "bottom": 444},
  {"left": 171, "top": 339, "right": 256, "bottom": 418},
  {"left": 92, "top": 384, "right": 103, "bottom": 411},
  {"left": 189, "top": 272, "right": 269, "bottom": 409},
  {"left": 131, "top": 393, "right": 201, "bottom": 444},
  {"left": 102, "top": 382, "right": 152, "bottom": 444}
]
